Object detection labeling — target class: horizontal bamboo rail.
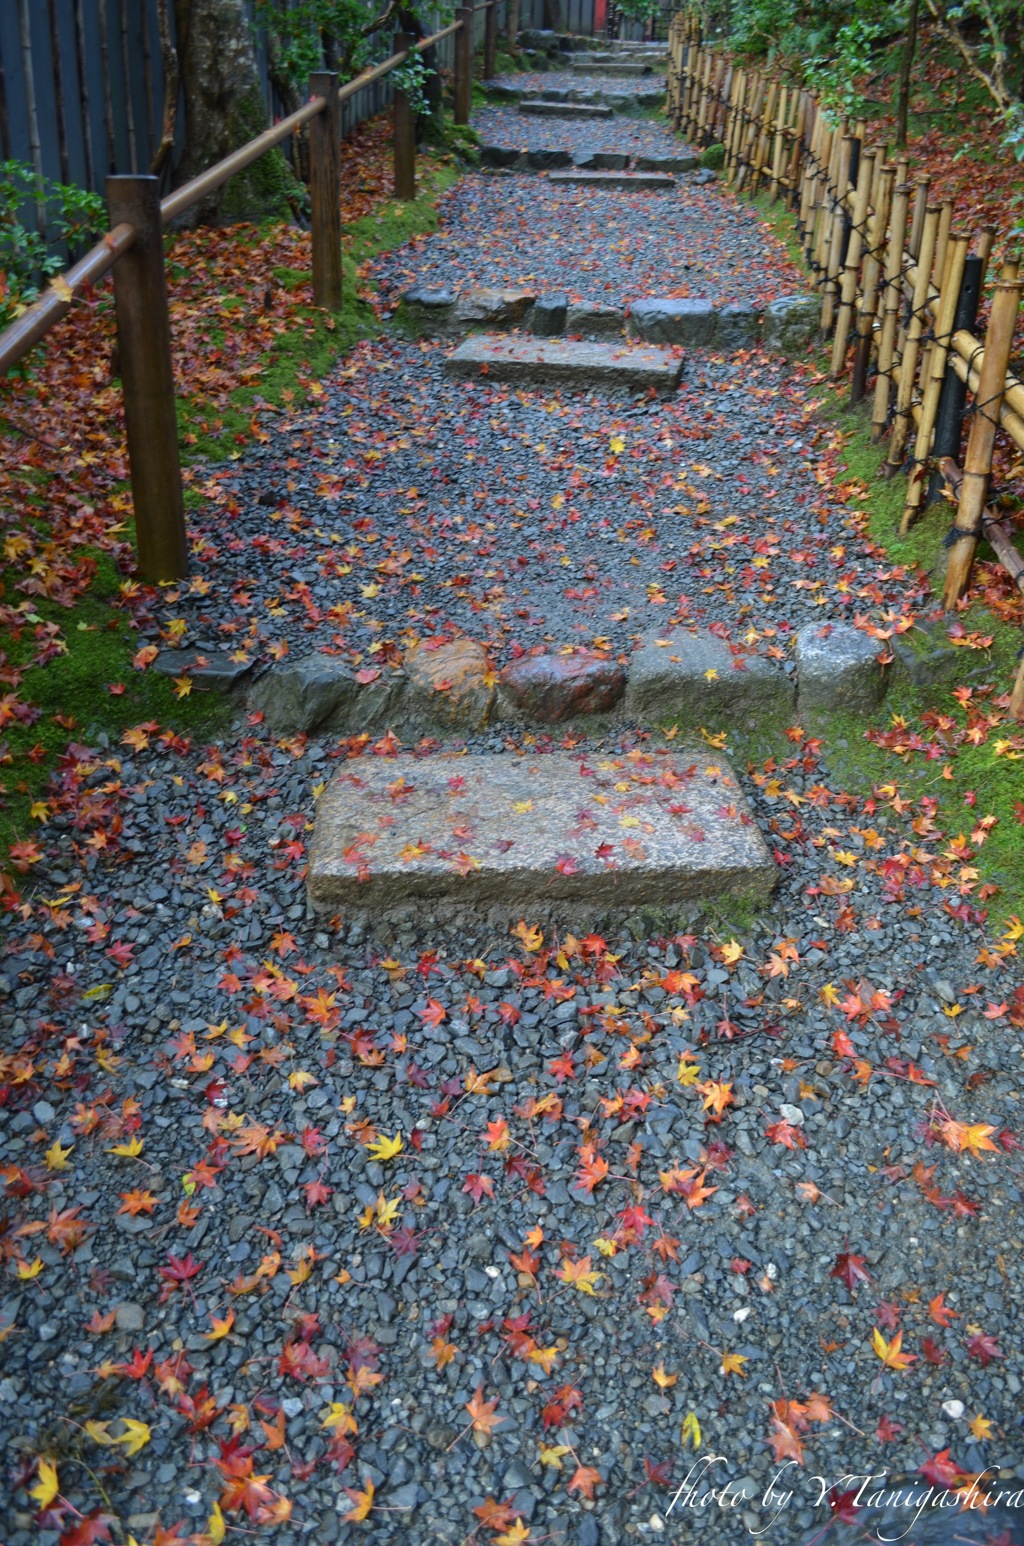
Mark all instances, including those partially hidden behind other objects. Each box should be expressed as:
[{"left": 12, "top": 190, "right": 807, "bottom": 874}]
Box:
[
  {"left": 669, "top": 10, "right": 1024, "bottom": 715},
  {"left": 0, "top": 7, "right": 489, "bottom": 581}
]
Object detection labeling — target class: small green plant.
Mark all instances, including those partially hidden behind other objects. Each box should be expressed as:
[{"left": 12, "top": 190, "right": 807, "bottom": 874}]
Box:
[
  {"left": 392, "top": 53, "right": 436, "bottom": 116},
  {"left": 700, "top": 142, "right": 726, "bottom": 169},
  {"left": 0, "top": 161, "right": 104, "bottom": 333}
]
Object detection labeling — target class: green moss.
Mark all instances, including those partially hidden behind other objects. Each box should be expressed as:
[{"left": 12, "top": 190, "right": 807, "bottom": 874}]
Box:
[{"left": 700, "top": 143, "right": 726, "bottom": 170}]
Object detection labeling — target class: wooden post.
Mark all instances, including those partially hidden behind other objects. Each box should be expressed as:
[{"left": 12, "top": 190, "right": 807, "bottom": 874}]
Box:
[
  {"left": 107, "top": 175, "right": 187, "bottom": 584},
  {"left": 941, "top": 264, "right": 1023, "bottom": 608},
  {"left": 899, "top": 232, "right": 968, "bottom": 532},
  {"left": 392, "top": 37, "right": 416, "bottom": 201},
  {"left": 850, "top": 163, "right": 893, "bottom": 403},
  {"left": 884, "top": 203, "right": 939, "bottom": 476},
  {"left": 454, "top": 5, "right": 473, "bottom": 125},
  {"left": 484, "top": 0, "right": 497, "bottom": 81},
  {"left": 309, "top": 73, "right": 342, "bottom": 311}
]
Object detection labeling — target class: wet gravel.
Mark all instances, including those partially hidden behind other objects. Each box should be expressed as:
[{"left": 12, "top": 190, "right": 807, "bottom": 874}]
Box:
[
  {"left": 134, "top": 339, "right": 918, "bottom": 676},
  {"left": 473, "top": 104, "right": 686, "bottom": 159},
  {"left": 369, "top": 171, "right": 803, "bottom": 310},
  {"left": 2, "top": 722, "right": 1023, "bottom": 1546}
]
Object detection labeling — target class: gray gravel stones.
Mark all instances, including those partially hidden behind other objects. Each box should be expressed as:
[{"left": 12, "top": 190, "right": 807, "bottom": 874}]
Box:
[
  {"left": 307, "top": 746, "right": 777, "bottom": 909},
  {"left": 795, "top": 621, "right": 887, "bottom": 713},
  {"left": 624, "top": 625, "right": 795, "bottom": 725}
]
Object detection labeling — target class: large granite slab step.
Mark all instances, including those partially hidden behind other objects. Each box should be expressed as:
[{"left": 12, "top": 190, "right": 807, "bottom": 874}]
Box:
[
  {"left": 307, "top": 750, "right": 776, "bottom": 910},
  {"left": 519, "top": 99, "right": 615, "bottom": 118},
  {"left": 547, "top": 170, "right": 676, "bottom": 191},
  {"left": 444, "top": 334, "right": 682, "bottom": 391}
]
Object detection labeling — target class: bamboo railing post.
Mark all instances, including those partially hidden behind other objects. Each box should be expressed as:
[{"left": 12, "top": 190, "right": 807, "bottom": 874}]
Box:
[
  {"left": 454, "top": 6, "right": 473, "bottom": 125},
  {"left": 871, "top": 172, "right": 910, "bottom": 440},
  {"left": 821, "top": 134, "right": 856, "bottom": 335},
  {"left": 769, "top": 85, "right": 787, "bottom": 199},
  {"left": 908, "top": 177, "right": 930, "bottom": 259},
  {"left": 484, "top": 0, "right": 497, "bottom": 81},
  {"left": 1012, "top": 655, "right": 1024, "bottom": 721},
  {"left": 850, "top": 163, "right": 893, "bottom": 403},
  {"left": 392, "top": 37, "right": 416, "bottom": 200},
  {"left": 899, "top": 232, "right": 968, "bottom": 532},
  {"left": 884, "top": 203, "right": 940, "bottom": 475},
  {"left": 106, "top": 175, "right": 187, "bottom": 584},
  {"left": 942, "top": 264, "right": 1023, "bottom": 607},
  {"left": 830, "top": 144, "right": 876, "bottom": 377},
  {"left": 309, "top": 74, "right": 342, "bottom": 310},
  {"left": 925, "top": 252, "right": 984, "bottom": 505}
]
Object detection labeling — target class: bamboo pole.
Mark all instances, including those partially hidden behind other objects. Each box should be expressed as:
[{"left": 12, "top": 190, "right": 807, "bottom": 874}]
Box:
[
  {"left": 769, "top": 85, "right": 787, "bottom": 199},
  {"left": 46, "top": 0, "right": 70, "bottom": 184},
  {"left": 908, "top": 176, "right": 930, "bottom": 259},
  {"left": 120, "top": 0, "right": 138, "bottom": 172},
  {"left": 899, "top": 233, "right": 969, "bottom": 532},
  {"left": 884, "top": 203, "right": 940, "bottom": 474},
  {"left": 821, "top": 134, "right": 856, "bottom": 334},
  {"left": 17, "top": 0, "right": 46, "bottom": 236},
  {"left": 941, "top": 264, "right": 1024, "bottom": 606},
  {"left": 938, "top": 460, "right": 1024, "bottom": 595},
  {"left": 850, "top": 163, "right": 894, "bottom": 403},
  {"left": 73, "top": 0, "right": 96, "bottom": 191},
  {"left": 98, "top": 0, "right": 116, "bottom": 174},
  {"left": 830, "top": 144, "right": 876, "bottom": 377}
]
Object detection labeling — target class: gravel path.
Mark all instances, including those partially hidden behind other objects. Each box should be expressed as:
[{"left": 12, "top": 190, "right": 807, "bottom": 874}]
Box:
[
  {"left": 369, "top": 173, "right": 803, "bottom": 309},
  {"left": 3, "top": 723, "right": 1023, "bottom": 1546},
  {"left": 474, "top": 103, "right": 685, "bottom": 158},
  {"left": 130, "top": 341, "right": 920, "bottom": 675},
  {"left": 4, "top": 91, "right": 1024, "bottom": 1546}
]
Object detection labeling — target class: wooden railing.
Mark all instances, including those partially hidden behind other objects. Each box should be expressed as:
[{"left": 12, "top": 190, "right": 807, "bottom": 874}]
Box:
[
  {"left": 667, "top": 14, "right": 1024, "bottom": 716},
  {"left": 0, "top": 5, "right": 497, "bottom": 583}
]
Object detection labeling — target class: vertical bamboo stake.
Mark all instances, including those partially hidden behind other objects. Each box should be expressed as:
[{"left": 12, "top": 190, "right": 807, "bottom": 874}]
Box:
[
  {"left": 73, "top": 0, "right": 95, "bottom": 191},
  {"left": 871, "top": 174, "right": 910, "bottom": 440},
  {"left": 98, "top": 0, "right": 116, "bottom": 173},
  {"left": 46, "top": 0, "right": 70, "bottom": 183},
  {"left": 107, "top": 174, "right": 187, "bottom": 584},
  {"left": 141, "top": 0, "right": 155, "bottom": 160},
  {"left": 830, "top": 144, "right": 876, "bottom": 376},
  {"left": 932, "top": 199, "right": 953, "bottom": 293},
  {"left": 484, "top": 0, "right": 497, "bottom": 81},
  {"left": 769, "top": 85, "right": 787, "bottom": 199},
  {"left": 1011, "top": 654, "right": 1024, "bottom": 720},
  {"left": 884, "top": 204, "right": 940, "bottom": 474},
  {"left": 392, "top": 37, "right": 416, "bottom": 201},
  {"left": 942, "top": 264, "right": 1023, "bottom": 607},
  {"left": 454, "top": 6, "right": 473, "bottom": 126},
  {"left": 0, "top": 33, "right": 9, "bottom": 161},
  {"left": 899, "top": 232, "right": 968, "bottom": 531},
  {"left": 850, "top": 162, "right": 894, "bottom": 402},
  {"left": 908, "top": 176, "right": 930, "bottom": 258},
  {"left": 821, "top": 134, "right": 855, "bottom": 334},
  {"left": 926, "top": 252, "right": 984, "bottom": 503},
  {"left": 120, "top": 0, "right": 138, "bottom": 172},
  {"left": 17, "top": 0, "right": 46, "bottom": 235}
]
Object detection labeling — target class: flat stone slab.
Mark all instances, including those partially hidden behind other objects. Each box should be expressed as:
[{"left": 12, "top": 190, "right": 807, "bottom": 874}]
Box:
[
  {"left": 519, "top": 100, "right": 615, "bottom": 118},
  {"left": 444, "top": 334, "right": 682, "bottom": 391},
  {"left": 547, "top": 170, "right": 676, "bottom": 191},
  {"left": 153, "top": 648, "right": 253, "bottom": 691},
  {"left": 571, "top": 60, "right": 656, "bottom": 75},
  {"left": 307, "top": 750, "right": 776, "bottom": 910},
  {"left": 624, "top": 626, "right": 795, "bottom": 725}
]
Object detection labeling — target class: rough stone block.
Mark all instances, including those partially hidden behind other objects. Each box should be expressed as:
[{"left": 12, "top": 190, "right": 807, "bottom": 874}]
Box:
[
  {"left": 761, "top": 294, "right": 820, "bottom": 356},
  {"left": 307, "top": 749, "right": 777, "bottom": 911},
  {"left": 627, "top": 296, "right": 716, "bottom": 346},
  {"left": 498, "top": 652, "right": 626, "bottom": 721},
  {"left": 548, "top": 170, "right": 676, "bottom": 192},
  {"left": 635, "top": 153, "right": 699, "bottom": 173},
  {"left": 402, "top": 637, "right": 494, "bottom": 730},
  {"left": 399, "top": 285, "right": 456, "bottom": 334},
  {"left": 574, "top": 151, "right": 629, "bottom": 170},
  {"left": 481, "top": 144, "right": 524, "bottom": 168},
  {"left": 444, "top": 334, "right": 683, "bottom": 392},
  {"left": 795, "top": 622, "right": 887, "bottom": 713},
  {"left": 530, "top": 293, "right": 568, "bottom": 336},
  {"left": 519, "top": 100, "right": 615, "bottom": 118},
  {"left": 526, "top": 148, "right": 574, "bottom": 169},
  {"left": 153, "top": 649, "right": 253, "bottom": 692},
  {"left": 565, "top": 300, "right": 625, "bottom": 338},
  {"left": 716, "top": 302, "right": 759, "bottom": 351},
  {"left": 251, "top": 655, "right": 404, "bottom": 732},
  {"left": 455, "top": 287, "right": 536, "bottom": 328},
  {"left": 624, "top": 626, "right": 795, "bottom": 725}
]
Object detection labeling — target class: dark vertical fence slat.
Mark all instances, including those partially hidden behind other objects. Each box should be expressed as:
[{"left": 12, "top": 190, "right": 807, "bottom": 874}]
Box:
[
  {"left": 46, "top": 0, "right": 70, "bottom": 182},
  {"left": 98, "top": 0, "right": 116, "bottom": 174},
  {"left": 73, "top": 0, "right": 96, "bottom": 190},
  {"left": 0, "top": 28, "right": 10, "bottom": 160},
  {"left": 119, "top": 0, "right": 137, "bottom": 170},
  {"left": 107, "top": 173, "right": 188, "bottom": 584}
]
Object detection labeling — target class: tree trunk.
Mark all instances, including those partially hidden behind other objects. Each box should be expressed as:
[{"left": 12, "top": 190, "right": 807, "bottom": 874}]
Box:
[
  {"left": 895, "top": 0, "right": 919, "bottom": 147},
  {"left": 171, "top": 0, "right": 290, "bottom": 224}
]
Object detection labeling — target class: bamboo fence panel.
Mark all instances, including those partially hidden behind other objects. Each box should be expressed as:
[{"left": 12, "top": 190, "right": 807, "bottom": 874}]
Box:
[{"left": 667, "top": 12, "right": 1024, "bottom": 711}]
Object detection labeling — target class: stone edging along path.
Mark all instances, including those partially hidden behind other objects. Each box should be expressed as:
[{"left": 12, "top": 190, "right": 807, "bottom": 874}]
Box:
[{"left": 207, "top": 621, "right": 888, "bottom": 737}]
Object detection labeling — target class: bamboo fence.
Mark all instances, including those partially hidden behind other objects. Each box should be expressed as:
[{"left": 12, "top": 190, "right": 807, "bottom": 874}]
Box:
[{"left": 667, "top": 13, "right": 1024, "bottom": 716}]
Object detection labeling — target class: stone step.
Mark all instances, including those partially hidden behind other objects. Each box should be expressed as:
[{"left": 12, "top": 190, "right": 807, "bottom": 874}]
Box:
[
  {"left": 518, "top": 99, "right": 615, "bottom": 118},
  {"left": 307, "top": 750, "right": 776, "bottom": 912},
  {"left": 444, "top": 334, "right": 683, "bottom": 391},
  {"left": 547, "top": 169, "right": 676, "bottom": 191},
  {"left": 571, "top": 59, "right": 659, "bottom": 75}
]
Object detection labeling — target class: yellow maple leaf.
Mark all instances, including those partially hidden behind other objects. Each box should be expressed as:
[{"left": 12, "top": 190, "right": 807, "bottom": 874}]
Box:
[
  {"left": 720, "top": 1352, "right": 748, "bottom": 1377},
  {"left": 114, "top": 1419, "right": 151, "bottom": 1456},
  {"left": 555, "top": 1255, "right": 602, "bottom": 1295},
  {"left": 367, "top": 1132, "right": 403, "bottom": 1163},
  {"left": 287, "top": 1069, "right": 317, "bottom": 1092},
  {"left": 30, "top": 1457, "right": 59, "bottom": 1509},
  {"left": 681, "top": 1411, "right": 702, "bottom": 1450},
  {"left": 343, "top": 1479, "right": 374, "bottom": 1522},
  {"left": 609, "top": 435, "right": 625, "bottom": 454},
  {"left": 16, "top": 1257, "right": 43, "bottom": 1279},
  {"left": 968, "top": 1412, "right": 993, "bottom": 1440},
  {"left": 321, "top": 1402, "right": 358, "bottom": 1435},
  {"left": 495, "top": 1521, "right": 531, "bottom": 1546},
  {"left": 720, "top": 939, "right": 744, "bottom": 965},
  {"left": 871, "top": 1328, "right": 916, "bottom": 1371},
  {"left": 205, "top": 1501, "right": 226, "bottom": 1545},
  {"left": 204, "top": 1309, "right": 235, "bottom": 1341},
  {"left": 43, "top": 1140, "right": 73, "bottom": 1171},
  {"left": 539, "top": 1443, "right": 571, "bottom": 1468},
  {"left": 107, "top": 1136, "right": 144, "bottom": 1158},
  {"left": 652, "top": 1363, "right": 678, "bottom": 1389},
  {"left": 513, "top": 919, "right": 543, "bottom": 951},
  {"left": 528, "top": 1345, "right": 558, "bottom": 1373}
]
